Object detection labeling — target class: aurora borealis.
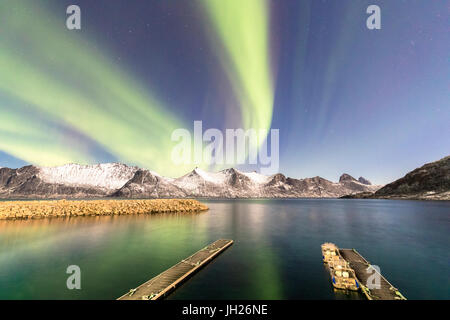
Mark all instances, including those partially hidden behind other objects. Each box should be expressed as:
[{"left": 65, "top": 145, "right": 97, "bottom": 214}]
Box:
[
  {"left": 0, "top": 0, "right": 449, "bottom": 183},
  {"left": 0, "top": 1, "right": 190, "bottom": 176},
  {"left": 201, "top": 0, "right": 274, "bottom": 137}
]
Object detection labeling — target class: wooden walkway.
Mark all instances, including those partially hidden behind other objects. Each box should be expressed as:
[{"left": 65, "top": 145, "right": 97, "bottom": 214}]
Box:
[
  {"left": 339, "top": 249, "right": 406, "bottom": 300},
  {"left": 118, "top": 239, "right": 233, "bottom": 300}
]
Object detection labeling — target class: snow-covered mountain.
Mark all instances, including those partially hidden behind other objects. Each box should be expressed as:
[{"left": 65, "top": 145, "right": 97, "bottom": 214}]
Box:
[
  {"left": 343, "top": 155, "right": 450, "bottom": 200},
  {"left": 114, "top": 167, "right": 380, "bottom": 198},
  {"left": 0, "top": 163, "right": 139, "bottom": 198},
  {"left": 39, "top": 163, "right": 139, "bottom": 189},
  {"left": 0, "top": 163, "right": 381, "bottom": 199}
]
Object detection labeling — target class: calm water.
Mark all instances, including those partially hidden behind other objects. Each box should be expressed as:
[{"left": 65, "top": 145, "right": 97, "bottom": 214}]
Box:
[{"left": 0, "top": 199, "right": 448, "bottom": 300}]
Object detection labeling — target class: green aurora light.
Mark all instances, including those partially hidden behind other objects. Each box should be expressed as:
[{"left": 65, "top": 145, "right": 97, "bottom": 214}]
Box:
[
  {"left": 200, "top": 0, "right": 275, "bottom": 147},
  {"left": 0, "top": 1, "right": 276, "bottom": 175},
  {"left": 0, "top": 1, "right": 193, "bottom": 176}
]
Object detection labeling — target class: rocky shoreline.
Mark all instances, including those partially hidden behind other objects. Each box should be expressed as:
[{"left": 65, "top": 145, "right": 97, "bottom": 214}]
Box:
[
  {"left": 341, "top": 156, "right": 450, "bottom": 201},
  {"left": 341, "top": 191, "right": 450, "bottom": 201},
  {"left": 0, "top": 199, "right": 209, "bottom": 220}
]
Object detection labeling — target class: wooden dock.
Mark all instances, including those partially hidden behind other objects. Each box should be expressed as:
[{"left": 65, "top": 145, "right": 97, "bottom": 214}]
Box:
[
  {"left": 118, "top": 239, "right": 233, "bottom": 300},
  {"left": 339, "top": 249, "right": 406, "bottom": 300}
]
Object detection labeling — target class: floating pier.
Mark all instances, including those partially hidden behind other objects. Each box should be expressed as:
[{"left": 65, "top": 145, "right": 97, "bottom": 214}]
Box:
[
  {"left": 339, "top": 248, "right": 406, "bottom": 300},
  {"left": 118, "top": 239, "right": 234, "bottom": 300}
]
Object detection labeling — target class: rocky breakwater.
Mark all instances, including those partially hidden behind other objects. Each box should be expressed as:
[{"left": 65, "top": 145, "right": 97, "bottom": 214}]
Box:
[{"left": 0, "top": 199, "right": 209, "bottom": 220}]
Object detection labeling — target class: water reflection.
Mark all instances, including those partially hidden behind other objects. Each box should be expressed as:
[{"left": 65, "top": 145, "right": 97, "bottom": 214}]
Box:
[{"left": 0, "top": 200, "right": 448, "bottom": 300}]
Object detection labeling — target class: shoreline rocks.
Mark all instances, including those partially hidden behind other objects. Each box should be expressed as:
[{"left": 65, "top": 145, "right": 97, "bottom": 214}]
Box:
[{"left": 0, "top": 199, "right": 209, "bottom": 221}]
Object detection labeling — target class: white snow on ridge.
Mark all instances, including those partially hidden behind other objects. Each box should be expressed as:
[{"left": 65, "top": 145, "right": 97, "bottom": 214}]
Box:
[
  {"left": 38, "top": 163, "right": 139, "bottom": 189},
  {"left": 172, "top": 167, "right": 271, "bottom": 191},
  {"left": 241, "top": 171, "right": 270, "bottom": 184},
  {"left": 33, "top": 162, "right": 379, "bottom": 197},
  {"left": 172, "top": 167, "right": 225, "bottom": 191},
  {"left": 193, "top": 168, "right": 228, "bottom": 184}
]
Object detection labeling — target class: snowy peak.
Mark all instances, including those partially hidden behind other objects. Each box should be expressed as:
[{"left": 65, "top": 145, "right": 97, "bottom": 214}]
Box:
[
  {"left": 339, "top": 173, "right": 358, "bottom": 183},
  {"left": 266, "top": 173, "right": 287, "bottom": 186},
  {"left": 241, "top": 171, "right": 271, "bottom": 184},
  {"left": 176, "top": 167, "right": 271, "bottom": 187},
  {"left": 192, "top": 167, "right": 227, "bottom": 184},
  {"left": 177, "top": 167, "right": 226, "bottom": 185},
  {"left": 225, "top": 169, "right": 252, "bottom": 188},
  {"left": 220, "top": 168, "right": 270, "bottom": 185},
  {"left": 168, "top": 167, "right": 273, "bottom": 196},
  {"left": 358, "top": 177, "right": 372, "bottom": 185},
  {"left": 38, "top": 163, "right": 139, "bottom": 190}
]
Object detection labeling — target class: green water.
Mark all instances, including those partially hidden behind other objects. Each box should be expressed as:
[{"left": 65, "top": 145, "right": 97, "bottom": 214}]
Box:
[{"left": 0, "top": 199, "right": 448, "bottom": 299}]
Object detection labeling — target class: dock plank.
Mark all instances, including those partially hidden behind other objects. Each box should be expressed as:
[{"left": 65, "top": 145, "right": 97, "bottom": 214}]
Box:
[
  {"left": 339, "top": 249, "right": 406, "bottom": 300},
  {"left": 118, "top": 239, "right": 233, "bottom": 300}
]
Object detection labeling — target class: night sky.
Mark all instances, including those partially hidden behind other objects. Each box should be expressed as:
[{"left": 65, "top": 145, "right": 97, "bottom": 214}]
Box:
[{"left": 0, "top": 0, "right": 448, "bottom": 184}]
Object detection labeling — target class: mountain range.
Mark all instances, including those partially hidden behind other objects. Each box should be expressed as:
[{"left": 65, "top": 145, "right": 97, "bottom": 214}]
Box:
[
  {"left": 0, "top": 163, "right": 380, "bottom": 199},
  {"left": 342, "top": 156, "right": 450, "bottom": 200}
]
